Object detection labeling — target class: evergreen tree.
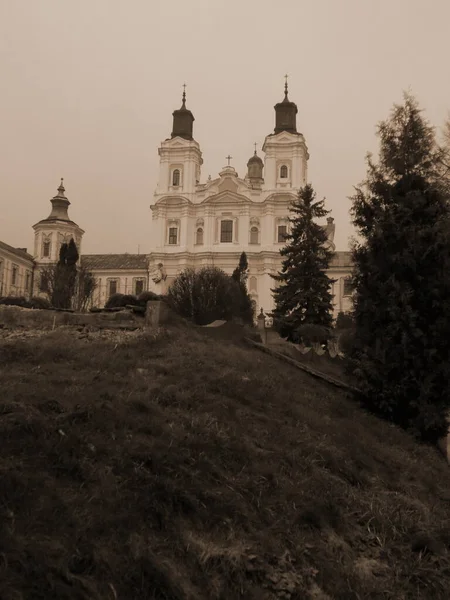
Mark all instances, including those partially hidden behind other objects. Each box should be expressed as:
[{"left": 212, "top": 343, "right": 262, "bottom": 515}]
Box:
[
  {"left": 51, "top": 238, "right": 79, "bottom": 308},
  {"left": 349, "top": 92, "right": 450, "bottom": 442},
  {"left": 271, "top": 184, "right": 335, "bottom": 341},
  {"left": 231, "top": 252, "right": 253, "bottom": 324},
  {"left": 232, "top": 251, "right": 248, "bottom": 284}
]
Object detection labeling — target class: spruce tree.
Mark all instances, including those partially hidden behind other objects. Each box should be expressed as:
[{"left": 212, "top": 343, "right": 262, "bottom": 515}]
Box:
[
  {"left": 271, "top": 184, "right": 335, "bottom": 341},
  {"left": 349, "top": 92, "right": 450, "bottom": 442},
  {"left": 232, "top": 251, "right": 248, "bottom": 284},
  {"left": 231, "top": 252, "right": 253, "bottom": 324},
  {"left": 52, "top": 238, "right": 79, "bottom": 308}
]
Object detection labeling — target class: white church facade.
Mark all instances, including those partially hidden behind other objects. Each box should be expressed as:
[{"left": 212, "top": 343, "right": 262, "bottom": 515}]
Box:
[{"left": 0, "top": 83, "right": 354, "bottom": 317}]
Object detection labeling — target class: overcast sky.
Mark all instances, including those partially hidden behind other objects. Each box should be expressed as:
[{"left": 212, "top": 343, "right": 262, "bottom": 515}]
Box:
[{"left": 1, "top": 0, "right": 449, "bottom": 255}]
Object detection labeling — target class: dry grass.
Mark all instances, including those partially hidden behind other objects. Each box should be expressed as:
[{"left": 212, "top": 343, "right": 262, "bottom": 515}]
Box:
[{"left": 1, "top": 322, "right": 450, "bottom": 599}]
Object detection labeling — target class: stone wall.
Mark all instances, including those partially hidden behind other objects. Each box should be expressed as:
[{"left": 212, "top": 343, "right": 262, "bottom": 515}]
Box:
[
  {"left": 0, "top": 301, "right": 177, "bottom": 331},
  {"left": 0, "top": 305, "right": 143, "bottom": 330}
]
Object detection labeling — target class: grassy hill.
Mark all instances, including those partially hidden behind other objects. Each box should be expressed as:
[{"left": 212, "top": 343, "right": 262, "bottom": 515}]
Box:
[{"left": 1, "top": 322, "right": 450, "bottom": 599}]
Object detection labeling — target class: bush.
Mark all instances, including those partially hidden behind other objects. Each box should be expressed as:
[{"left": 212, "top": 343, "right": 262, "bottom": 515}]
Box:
[
  {"left": 137, "top": 291, "right": 160, "bottom": 306},
  {"left": 335, "top": 311, "right": 354, "bottom": 330},
  {"left": 104, "top": 293, "right": 138, "bottom": 309},
  {"left": 29, "top": 296, "right": 51, "bottom": 310},
  {"left": 167, "top": 267, "right": 254, "bottom": 326},
  {"left": 0, "top": 296, "right": 30, "bottom": 308},
  {"left": 338, "top": 328, "right": 355, "bottom": 356},
  {"left": 292, "top": 323, "right": 332, "bottom": 346}
]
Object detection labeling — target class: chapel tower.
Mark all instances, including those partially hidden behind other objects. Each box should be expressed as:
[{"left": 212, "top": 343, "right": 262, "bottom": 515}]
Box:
[
  {"left": 262, "top": 77, "right": 309, "bottom": 190},
  {"left": 32, "top": 179, "right": 84, "bottom": 265},
  {"left": 154, "top": 86, "right": 203, "bottom": 200}
]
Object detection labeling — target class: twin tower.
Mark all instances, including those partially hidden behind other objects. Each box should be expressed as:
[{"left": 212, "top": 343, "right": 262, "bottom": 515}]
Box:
[{"left": 154, "top": 81, "right": 310, "bottom": 200}]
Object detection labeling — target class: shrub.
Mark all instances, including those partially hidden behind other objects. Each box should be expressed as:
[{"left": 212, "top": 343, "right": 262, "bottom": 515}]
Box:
[
  {"left": 104, "top": 293, "right": 138, "bottom": 309},
  {"left": 338, "top": 328, "right": 355, "bottom": 356},
  {"left": 335, "top": 311, "right": 354, "bottom": 330},
  {"left": 292, "top": 323, "right": 332, "bottom": 346},
  {"left": 0, "top": 296, "right": 30, "bottom": 308},
  {"left": 137, "top": 291, "right": 160, "bottom": 306},
  {"left": 29, "top": 296, "right": 51, "bottom": 310},
  {"left": 167, "top": 266, "right": 253, "bottom": 326}
]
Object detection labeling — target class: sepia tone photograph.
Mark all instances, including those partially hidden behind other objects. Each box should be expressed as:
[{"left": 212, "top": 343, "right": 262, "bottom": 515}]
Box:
[{"left": 1, "top": 0, "right": 450, "bottom": 598}]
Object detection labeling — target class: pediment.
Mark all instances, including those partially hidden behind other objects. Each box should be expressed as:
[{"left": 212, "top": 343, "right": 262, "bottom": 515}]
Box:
[
  {"left": 218, "top": 177, "right": 239, "bottom": 194},
  {"left": 201, "top": 189, "right": 250, "bottom": 206}
]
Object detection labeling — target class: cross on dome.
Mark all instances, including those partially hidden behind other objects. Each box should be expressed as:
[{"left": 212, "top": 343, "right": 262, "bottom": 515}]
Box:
[{"left": 226, "top": 155, "right": 232, "bottom": 166}]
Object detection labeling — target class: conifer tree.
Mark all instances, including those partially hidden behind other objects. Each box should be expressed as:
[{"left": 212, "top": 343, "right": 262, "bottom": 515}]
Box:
[
  {"left": 349, "top": 92, "right": 450, "bottom": 442},
  {"left": 232, "top": 251, "right": 248, "bottom": 284},
  {"left": 271, "top": 184, "right": 335, "bottom": 341},
  {"left": 231, "top": 252, "right": 253, "bottom": 324},
  {"left": 52, "top": 238, "right": 79, "bottom": 308}
]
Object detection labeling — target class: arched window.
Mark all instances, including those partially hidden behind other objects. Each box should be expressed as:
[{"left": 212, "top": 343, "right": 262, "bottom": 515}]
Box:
[
  {"left": 43, "top": 240, "right": 51, "bottom": 258},
  {"left": 250, "top": 226, "right": 259, "bottom": 244},
  {"left": 280, "top": 165, "right": 288, "bottom": 179},
  {"left": 196, "top": 227, "right": 204, "bottom": 245},
  {"left": 172, "top": 169, "right": 180, "bottom": 186}
]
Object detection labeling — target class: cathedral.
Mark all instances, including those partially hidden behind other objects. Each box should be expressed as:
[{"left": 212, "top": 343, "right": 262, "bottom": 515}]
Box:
[{"left": 0, "top": 82, "right": 353, "bottom": 317}]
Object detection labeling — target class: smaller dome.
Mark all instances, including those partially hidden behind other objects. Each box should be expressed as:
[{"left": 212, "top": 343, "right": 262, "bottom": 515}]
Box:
[{"left": 247, "top": 151, "right": 263, "bottom": 167}]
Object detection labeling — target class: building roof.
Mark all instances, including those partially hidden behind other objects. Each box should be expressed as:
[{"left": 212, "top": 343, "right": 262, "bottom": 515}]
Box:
[
  {"left": 0, "top": 239, "right": 34, "bottom": 262},
  {"left": 81, "top": 254, "right": 148, "bottom": 271}
]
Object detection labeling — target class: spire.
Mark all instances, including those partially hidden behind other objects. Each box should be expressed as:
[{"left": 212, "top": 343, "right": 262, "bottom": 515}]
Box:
[
  {"left": 274, "top": 75, "right": 298, "bottom": 134},
  {"left": 57, "top": 177, "right": 66, "bottom": 197},
  {"left": 171, "top": 83, "right": 195, "bottom": 140},
  {"left": 47, "top": 178, "right": 71, "bottom": 221}
]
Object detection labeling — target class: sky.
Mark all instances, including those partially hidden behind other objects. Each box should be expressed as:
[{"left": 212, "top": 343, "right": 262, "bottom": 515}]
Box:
[{"left": 1, "top": 0, "right": 449, "bottom": 255}]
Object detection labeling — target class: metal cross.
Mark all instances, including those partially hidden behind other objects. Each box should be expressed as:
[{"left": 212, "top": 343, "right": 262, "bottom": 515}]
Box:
[
  {"left": 226, "top": 154, "right": 232, "bottom": 166},
  {"left": 183, "top": 83, "right": 186, "bottom": 93},
  {"left": 254, "top": 142, "right": 257, "bottom": 153},
  {"left": 284, "top": 73, "right": 288, "bottom": 85}
]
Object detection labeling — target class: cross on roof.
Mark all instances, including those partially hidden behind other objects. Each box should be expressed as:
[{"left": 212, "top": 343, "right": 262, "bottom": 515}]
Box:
[
  {"left": 226, "top": 154, "right": 232, "bottom": 166},
  {"left": 183, "top": 83, "right": 186, "bottom": 93},
  {"left": 284, "top": 73, "right": 288, "bottom": 85},
  {"left": 254, "top": 142, "right": 257, "bottom": 153}
]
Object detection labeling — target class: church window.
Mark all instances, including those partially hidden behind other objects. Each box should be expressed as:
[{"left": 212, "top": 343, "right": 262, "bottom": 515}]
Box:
[
  {"left": 277, "top": 225, "right": 287, "bottom": 242},
  {"left": 343, "top": 277, "right": 353, "bottom": 296},
  {"left": 108, "top": 279, "right": 118, "bottom": 297},
  {"left": 172, "top": 169, "right": 181, "bottom": 186},
  {"left": 249, "top": 276, "right": 257, "bottom": 292},
  {"left": 134, "top": 279, "right": 145, "bottom": 295},
  {"left": 168, "top": 227, "right": 178, "bottom": 245},
  {"left": 250, "top": 226, "right": 259, "bottom": 244},
  {"left": 280, "top": 165, "right": 288, "bottom": 179},
  {"left": 25, "top": 271, "right": 31, "bottom": 291},
  {"left": 43, "top": 240, "right": 51, "bottom": 258},
  {"left": 11, "top": 265, "right": 18, "bottom": 286},
  {"left": 196, "top": 227, "right": 204, "bottom": 245},
  {"left": 220, "top": 220, "right": 233, "bottom": 243}
]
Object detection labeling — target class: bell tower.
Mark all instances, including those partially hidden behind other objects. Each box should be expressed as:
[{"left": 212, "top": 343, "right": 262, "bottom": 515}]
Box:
[
  {"left": 154, "top": 85, "right": 203, "bottom": 201},
  {"left": 262, "top": 76, "right": 309, "bottom": 191}
]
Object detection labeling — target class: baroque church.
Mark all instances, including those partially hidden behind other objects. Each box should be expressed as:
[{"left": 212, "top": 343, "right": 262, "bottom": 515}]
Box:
[{"left": 0, "top": 82, "right": 353, "bottom": 317}]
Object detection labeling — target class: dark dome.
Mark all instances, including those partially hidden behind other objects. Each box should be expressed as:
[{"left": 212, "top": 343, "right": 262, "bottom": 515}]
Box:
[{"left": 247, "top": 152, "right": 263, "bottom": 166}]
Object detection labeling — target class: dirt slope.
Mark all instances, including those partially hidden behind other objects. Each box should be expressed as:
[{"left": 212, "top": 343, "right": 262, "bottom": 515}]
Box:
[{"left": 1, "top": 324, "right": 449, "bottom": 599}]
